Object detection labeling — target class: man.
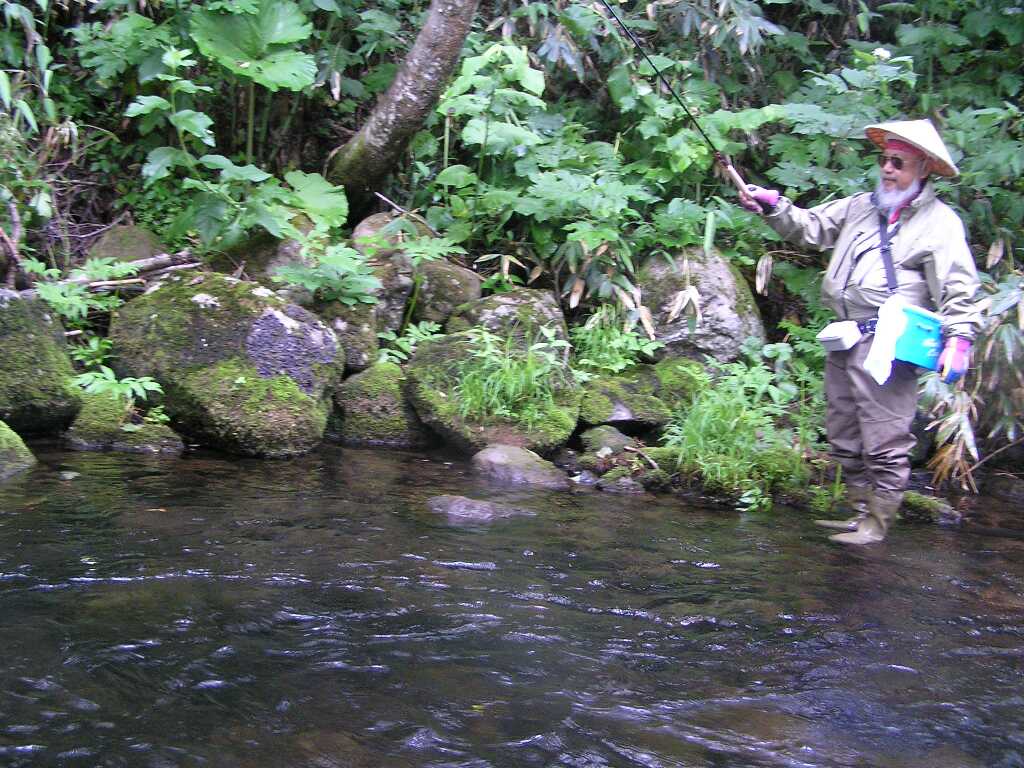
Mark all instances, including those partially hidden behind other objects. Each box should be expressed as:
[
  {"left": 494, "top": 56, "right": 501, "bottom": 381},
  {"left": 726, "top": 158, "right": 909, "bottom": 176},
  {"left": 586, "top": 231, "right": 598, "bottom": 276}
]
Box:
[{"left": 742, "top": 120, "right": 982, "bottom": 545}]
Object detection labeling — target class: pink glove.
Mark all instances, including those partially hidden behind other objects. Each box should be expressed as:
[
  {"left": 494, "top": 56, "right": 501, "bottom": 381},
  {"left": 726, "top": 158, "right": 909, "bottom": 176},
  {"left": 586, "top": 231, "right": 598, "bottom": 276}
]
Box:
[
  {"left": 741, "top": 185, "right": 781, "bottom": 214},
  {"left": 938, "top": 336, "right": 972, "bottom": 383}
]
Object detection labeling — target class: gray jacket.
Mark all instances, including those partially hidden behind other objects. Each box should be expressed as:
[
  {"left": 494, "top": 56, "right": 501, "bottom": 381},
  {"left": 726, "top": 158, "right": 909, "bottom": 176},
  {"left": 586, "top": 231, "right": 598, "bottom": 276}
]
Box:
[{"left": 765, "top": 181, "right": 982, "bottom": 340}]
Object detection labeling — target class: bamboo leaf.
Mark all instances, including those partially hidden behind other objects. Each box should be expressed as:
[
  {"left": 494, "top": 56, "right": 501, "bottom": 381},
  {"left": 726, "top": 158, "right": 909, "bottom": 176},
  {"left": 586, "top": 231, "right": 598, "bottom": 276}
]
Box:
[
  {"left": 986, "top": 238, "right": 1005, "bottom": 269},
  {"left": 569, "top": 277, "right": 585, "bottom": 309},
  {"left": 755, "top": 253, "right": 773, "bottom": 296}
]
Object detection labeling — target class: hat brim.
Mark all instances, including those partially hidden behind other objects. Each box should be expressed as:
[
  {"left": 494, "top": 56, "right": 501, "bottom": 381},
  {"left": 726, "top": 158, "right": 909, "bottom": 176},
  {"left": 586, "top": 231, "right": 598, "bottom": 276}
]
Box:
[{"left": 865, "top": 125, "right": 958, "bottom": 177}]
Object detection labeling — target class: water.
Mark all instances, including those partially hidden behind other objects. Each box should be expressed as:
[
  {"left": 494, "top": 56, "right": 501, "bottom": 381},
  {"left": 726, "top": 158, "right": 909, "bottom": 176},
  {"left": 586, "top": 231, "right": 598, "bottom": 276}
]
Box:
[{"left": 1, "top": 445, "right": 1022, "bottom": 767}]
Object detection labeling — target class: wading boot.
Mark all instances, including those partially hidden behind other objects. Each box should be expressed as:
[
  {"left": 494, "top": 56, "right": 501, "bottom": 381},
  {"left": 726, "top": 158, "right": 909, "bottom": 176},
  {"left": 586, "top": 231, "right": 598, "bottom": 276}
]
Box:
[
  {"left": 828, "top": 490, "right": 902, "bottom": 545},
  {"left": 814, "top": 485, "right": 872, "bottom": 531}
]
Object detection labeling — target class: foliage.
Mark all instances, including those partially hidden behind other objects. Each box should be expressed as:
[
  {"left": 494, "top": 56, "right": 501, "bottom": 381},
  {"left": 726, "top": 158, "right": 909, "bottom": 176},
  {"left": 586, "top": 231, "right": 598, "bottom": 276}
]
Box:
[
  {"left": 73, "top": 365, "right": 163, "bottom": 403},
  {"left": 271, "top": 240, "right": 380, "bottom": 305},
  {"left": 570, "top": 305, "right": 663, "bottom": 374},
  {"left": 377, "top": 320, "right": 443, "bottom": 365},
  {"left": 24, "top": 256, "right": 136, "bottom": 328},
  {"left": 455, "top": 326, "right": 572, "bottom": 431}
]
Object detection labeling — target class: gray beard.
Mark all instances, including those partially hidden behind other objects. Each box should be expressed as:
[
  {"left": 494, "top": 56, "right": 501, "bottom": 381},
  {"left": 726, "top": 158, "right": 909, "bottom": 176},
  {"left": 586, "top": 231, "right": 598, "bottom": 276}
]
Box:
[{"left": 874, "top": 177, "right": 922, "bottom": 214}]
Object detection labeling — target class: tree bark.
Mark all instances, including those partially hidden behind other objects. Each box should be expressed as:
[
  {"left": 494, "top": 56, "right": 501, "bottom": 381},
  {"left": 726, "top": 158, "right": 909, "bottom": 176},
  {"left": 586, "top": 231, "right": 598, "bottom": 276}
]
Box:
[{"left": 328, "top": 0, "right": 480, "bottom": 213}]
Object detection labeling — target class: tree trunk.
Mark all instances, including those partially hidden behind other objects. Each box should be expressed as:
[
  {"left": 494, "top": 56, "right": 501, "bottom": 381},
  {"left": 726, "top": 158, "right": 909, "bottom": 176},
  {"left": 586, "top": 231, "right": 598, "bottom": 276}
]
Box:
[{"left": 328, "top": 0, "right": 480, "bottom": 214}]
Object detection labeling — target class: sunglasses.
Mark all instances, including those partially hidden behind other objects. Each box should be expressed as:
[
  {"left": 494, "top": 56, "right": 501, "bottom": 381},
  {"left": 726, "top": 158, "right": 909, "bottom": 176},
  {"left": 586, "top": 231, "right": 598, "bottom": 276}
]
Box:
[{"left": 877, "top": 154, "right": 912, "bottom": 170}]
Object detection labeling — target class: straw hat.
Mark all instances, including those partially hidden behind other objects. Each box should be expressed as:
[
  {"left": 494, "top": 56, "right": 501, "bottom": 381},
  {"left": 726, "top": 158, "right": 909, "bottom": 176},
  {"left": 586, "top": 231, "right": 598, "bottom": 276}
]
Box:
[{"left": 864, "top": 119, "right": 959, "bottom": 177}]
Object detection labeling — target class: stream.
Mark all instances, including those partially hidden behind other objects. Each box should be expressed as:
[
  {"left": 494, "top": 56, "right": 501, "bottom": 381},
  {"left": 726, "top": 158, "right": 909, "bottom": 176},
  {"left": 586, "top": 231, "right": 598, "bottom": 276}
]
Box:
[{"left": 1, "top": 444, "right": 1022, "bottom": 767}]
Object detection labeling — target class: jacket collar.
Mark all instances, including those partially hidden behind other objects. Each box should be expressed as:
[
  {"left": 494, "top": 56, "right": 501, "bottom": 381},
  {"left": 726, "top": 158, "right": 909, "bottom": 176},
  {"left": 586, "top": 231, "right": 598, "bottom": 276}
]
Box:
[{"left": 870, "top": 180, "right": 936, "bottom": 223}]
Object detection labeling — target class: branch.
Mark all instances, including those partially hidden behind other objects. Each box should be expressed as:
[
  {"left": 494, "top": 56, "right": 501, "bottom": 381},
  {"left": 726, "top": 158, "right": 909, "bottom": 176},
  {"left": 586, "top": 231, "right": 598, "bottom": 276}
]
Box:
[{"left": 2, "top": 202, "right": 24, "bottom": 289}]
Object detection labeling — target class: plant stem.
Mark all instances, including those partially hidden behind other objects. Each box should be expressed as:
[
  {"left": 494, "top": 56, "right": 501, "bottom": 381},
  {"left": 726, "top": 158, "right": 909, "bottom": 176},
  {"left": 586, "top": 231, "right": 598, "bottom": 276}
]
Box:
[{"left": 246, "top": 81, "right": 256, "bottom": 165}]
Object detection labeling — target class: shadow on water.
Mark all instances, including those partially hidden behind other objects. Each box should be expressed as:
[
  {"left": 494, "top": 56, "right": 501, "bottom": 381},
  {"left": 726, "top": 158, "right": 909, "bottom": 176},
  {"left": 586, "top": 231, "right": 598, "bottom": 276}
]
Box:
[{"left": 1, "top": 444, "right": 1022, "bottom": 767}]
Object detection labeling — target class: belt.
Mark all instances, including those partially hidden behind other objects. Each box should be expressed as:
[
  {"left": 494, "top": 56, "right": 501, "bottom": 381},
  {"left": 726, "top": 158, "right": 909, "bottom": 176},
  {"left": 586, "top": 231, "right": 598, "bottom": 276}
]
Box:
[{"left": 857, "top": 318, "right": 877, "bottom": 334}]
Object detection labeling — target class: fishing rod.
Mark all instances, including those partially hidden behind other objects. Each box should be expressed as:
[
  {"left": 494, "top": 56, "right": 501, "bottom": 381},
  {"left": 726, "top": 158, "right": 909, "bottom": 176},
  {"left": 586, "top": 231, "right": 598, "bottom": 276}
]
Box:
[{"left": 595, "top": 0, "right": 757, "bottom": 206}]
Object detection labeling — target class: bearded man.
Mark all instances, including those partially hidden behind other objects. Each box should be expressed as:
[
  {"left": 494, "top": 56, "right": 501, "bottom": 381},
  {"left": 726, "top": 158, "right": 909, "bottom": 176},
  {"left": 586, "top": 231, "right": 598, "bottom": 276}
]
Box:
[{"left": 742, "top": 120, "right": 982, "bottom": 545}]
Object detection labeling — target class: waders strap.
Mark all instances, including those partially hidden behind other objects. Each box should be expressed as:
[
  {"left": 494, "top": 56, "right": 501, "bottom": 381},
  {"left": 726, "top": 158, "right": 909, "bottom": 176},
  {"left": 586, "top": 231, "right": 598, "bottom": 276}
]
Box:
[{"left": 878, "top": 213, "right": 899, "bottom": 294}]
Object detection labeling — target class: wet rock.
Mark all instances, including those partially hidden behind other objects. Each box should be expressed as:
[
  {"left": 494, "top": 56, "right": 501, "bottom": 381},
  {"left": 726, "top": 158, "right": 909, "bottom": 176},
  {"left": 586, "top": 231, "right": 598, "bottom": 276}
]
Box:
[
  {"left": 0, "top": 419, "right": 36, "bottom": 481},
  {"left": 405, "top": 332, "right": 579, "bottom": 454},
  {"left": 983, "top": 472, "right": 1024, "bottom": 506},
  {"left": 596, "top": 474, "right": 646, "bottom": 495},
  {"left": 901, "top": 490, "right": 960, "bottom": 525},
  {"left": 109, "top": 271, "right": 343, "bottom": 458},
  {"left": 65, "top": 392, "right": 184, "bottom": 456},
  {"left": 426, "top": 495, "right": 534, "bottom": 523},
  {"left": 370, "top": 255, "right": 415, "bottom": 335},
  {"left": 334, "top": 362, "right": 433, "bottom": 449},
  {"left": 413, "top": 259, "right": 481, "bottom": 325},
  {"left": 470, "top": 444, "right": 569, "bottom": 490},
  {"left": 0, "top": 290, "right": 81, "bottom": 435},
  {"left": 579, "top": 369, "right": 672, "bottom": 430},
  {"left": 446, "top": 287, "right": 569, "bottom": 343},
  {"left": 638, "top": 247, "right": 765, "bottom": 362}
]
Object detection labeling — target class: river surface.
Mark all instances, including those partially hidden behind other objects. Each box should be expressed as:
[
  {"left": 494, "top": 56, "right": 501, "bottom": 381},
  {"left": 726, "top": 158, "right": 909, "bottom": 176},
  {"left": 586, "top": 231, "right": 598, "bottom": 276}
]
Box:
[{"left": 1, "top": 444, "right": 1022, "bottom": 768}]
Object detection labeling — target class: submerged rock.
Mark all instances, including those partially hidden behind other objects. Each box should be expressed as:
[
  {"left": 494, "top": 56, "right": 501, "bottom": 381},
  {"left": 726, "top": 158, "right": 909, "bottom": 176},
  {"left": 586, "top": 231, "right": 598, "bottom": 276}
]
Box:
[
  {"left": 109, "top": 271, "right": 343, "bottom": 457},
  {"left": 334, "top": 362, "right": 432, "bottom": 449},
  {"left": 470, "top": 444, "right": 569, "bottom": 490},
  {"left": 0, "top": 419, "right": 36, "bottom": 481},
  {"left": 0, "top": 291, "right": 81, "bottom": 435},
  {"left": 426, "top": 495, "right": 534, "bottom": 523},
  {"left": 65, "top": 392, "right": 184, "bottom": 456},
  {"left": 638, "top": 247, "right": 765, "bottom": 362},
  {"left": 405, "top": 333, "right": 579, "bottom": 454}
]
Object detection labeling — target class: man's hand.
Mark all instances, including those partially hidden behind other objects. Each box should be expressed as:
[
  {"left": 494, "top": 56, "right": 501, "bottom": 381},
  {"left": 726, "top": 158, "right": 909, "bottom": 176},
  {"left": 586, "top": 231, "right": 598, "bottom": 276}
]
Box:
[
  {"left": 938, "top": 336, "right": 972, "bottom": 383},
  {"left": 741, "top": 185, "right": 781, "bottom": 214}
]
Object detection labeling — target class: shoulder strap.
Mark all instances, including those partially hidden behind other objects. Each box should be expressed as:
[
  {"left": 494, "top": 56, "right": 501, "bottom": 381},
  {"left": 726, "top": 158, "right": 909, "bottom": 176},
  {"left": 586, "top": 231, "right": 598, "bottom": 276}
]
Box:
[{"left": 877, "top": 213, "right": 898, "bottom": 294}]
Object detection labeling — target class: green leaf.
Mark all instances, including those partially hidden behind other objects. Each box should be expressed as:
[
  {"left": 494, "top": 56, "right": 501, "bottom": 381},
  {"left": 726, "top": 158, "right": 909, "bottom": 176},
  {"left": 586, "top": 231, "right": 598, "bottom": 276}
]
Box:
[
  {"left": 125, "top": 95, "right": 172, "bottom": 117},
  {"left": 199, "top": 154, "right": 272, "bottom": 182},
  {"left": 435, "top": 165, "right": 478, "bottom": 188},
  {"left": 284, "top": 171, "right": 348, "bottom": 228},
  {"left": 169, "top": 109, "right": 216, "bottom": 145},
  {"left": 190, "top": 0, "right": 315, "bottom": 92},
  {"left": 312, "top": 0, "right": 340, "bottom": 9},
  {"left": 142, "top": 146, "right": 191, "bottom": 185},
  {"left": 14, "top": 100, "right": 38, "bottom": 132},
  {"left": 0, "top": 71, "right": 10, "bottom": 110}
]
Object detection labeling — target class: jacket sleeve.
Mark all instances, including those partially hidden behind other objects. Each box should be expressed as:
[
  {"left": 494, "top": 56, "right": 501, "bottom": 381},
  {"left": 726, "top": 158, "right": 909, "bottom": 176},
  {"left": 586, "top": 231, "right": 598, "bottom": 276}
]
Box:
[
  {"left": 925, "top": 211, "right": 983, "bottom": 340},
  {"left": 763, "top": 195, "right": 857, "bottom": 252}
]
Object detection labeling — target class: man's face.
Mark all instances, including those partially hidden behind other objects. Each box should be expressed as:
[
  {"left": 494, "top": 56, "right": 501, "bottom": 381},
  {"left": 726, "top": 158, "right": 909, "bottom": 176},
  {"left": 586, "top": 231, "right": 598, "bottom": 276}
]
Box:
[{"left": 878, "top": 149, "right": 927, "bottom": 192}]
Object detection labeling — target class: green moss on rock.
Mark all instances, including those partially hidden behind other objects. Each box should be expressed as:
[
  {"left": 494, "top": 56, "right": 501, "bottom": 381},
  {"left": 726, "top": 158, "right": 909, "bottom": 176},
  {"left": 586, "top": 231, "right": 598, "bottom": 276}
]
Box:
[
  {"left": 901, "top": 490, "right": 956, "bottom": 523},
  {"left": 0, "top": 293, "right": 81, "bottom": 435},
  {"left": 578, "top": 367, "right": 672, "bottom": 428},
  {"left": 316, "top": 300, "right": 378, "bottom": 373},
  {"left": 413, "top": 260, "right": 482, "bottom": 324},
  {"left": 88, "top": 225, "right": 166, "bottom": 263},
  {"left": 66, "top": 391, "right": 184, "bottom": 455},
  {"left": 170, "top": 358, "right": 329, "bottom": 458},
  {"left": 335, "top": 362, "right": 432, "bottom": 449},
  {"left": 0, "top": 419, "right": 36, "bottom": 481},
  {"left": 653, "top": 358, "right": 707, "bottom": 410}
]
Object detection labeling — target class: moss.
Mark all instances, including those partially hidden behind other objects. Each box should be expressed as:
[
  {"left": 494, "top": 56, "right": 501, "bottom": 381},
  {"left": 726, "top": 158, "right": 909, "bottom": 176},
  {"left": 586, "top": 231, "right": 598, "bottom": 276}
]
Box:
[
  {"left": 413, "top": 260, "right": 481, "bottom": 324},
  {"left": 65, "top": 391, "right": 183, "bottom": 455},
  {"left": 580, "top": 425, "right": 634, "bottom": 454},
  {"left": 901, "top": 490, "right": 954, "bottom": 523},
  {"left": 315, "top": 300, "right": 378, "bottom": 373},
  {"left": 643, "top": 446, "right": 681, "bottom": 470},
  {"left": 170, "top": 357, "right": 328, "bottom": 458},
  {"left": 335, "top": 361, "right": 430, "bottom": 448},
  {"left": 653, "top": 358, "right": 707, "bottom": 409},
  {"left": 601, "top": 466, "right": 632, "bottom": 482},
  {"left": 88, "top": 225, "right": 165, "bottom": 263},
  {"left": 578, "top": 368, "right": 672, "bottom": 427},
  {"left": 0, "top": 419, "right": 36, "bottom": 480},
  {"left": 0, "top": 295, "right": 81, "bottom": 434},
  {"left": 639, "top": 468, "right": 673, "bottom": 491}
]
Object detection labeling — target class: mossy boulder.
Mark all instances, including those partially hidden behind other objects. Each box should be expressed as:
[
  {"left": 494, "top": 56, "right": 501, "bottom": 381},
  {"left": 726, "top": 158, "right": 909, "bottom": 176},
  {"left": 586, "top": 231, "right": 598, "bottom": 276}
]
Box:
[
  {"left": 652, "top": 357, "right": 706, "bottom": 410},
  {"left": 351, "top": 212, "right": 433, "bottom": 258},
  {"left": 0, "top": 419, "right": 36, "bottom": 481},
  {"left": 638, "top": 247, "right": 765, "bottom": 362},
  {"left": 89, "top": 224, "right": 166, "bottom": 262},
  {"left": 413, "top": 260, "right": 481, "bottom": 324},
  {"left": 580, "top": 425, "right": 636, "bottom": 454},
  {"left": 0, "top": 291, "right": 82, "bottom": 435},
  {"left": 470, "top": 445, "right": 569, "bottom": 490},
  {"left": 334, "top": 361, "right": 432, "bottom": 449},
  {"left": 316, "top": 300, "right": 378, "bottom": 373},
  {"left": 108, "top": 271, "right": 343, "bottom": 457},
  {"left": 446, "top": 287, "right": 569, "bottom": 343},
  {"left": 578, "top": 366, "right": 672, "bottom": 430},
  {"left": 65, "top": 392, "right": 184, "bottom": 455},
  {"left": 405, "top": 332, "right": 580, "bottom": 454}
]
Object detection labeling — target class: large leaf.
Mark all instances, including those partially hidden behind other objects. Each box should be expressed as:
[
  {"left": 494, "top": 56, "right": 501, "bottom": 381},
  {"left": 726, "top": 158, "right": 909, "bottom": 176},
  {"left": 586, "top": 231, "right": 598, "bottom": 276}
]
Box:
[
  {"left": 125, "top": 95, "right": 171, "bottom": 117},
  {"left": 169, "top": 109, "right": 215, "bottom": 146},
  {"left": 142, "top": 146, "right": 191, "bottom": 185},
  {"left": 284, "top": 171, "right": 348, "bottom": 228},
  {"left": 190, "top": 0, "right": 315, "bottom": 92},
  {"left": 199, "top": 154, "right": 272, "bottom": 182}
]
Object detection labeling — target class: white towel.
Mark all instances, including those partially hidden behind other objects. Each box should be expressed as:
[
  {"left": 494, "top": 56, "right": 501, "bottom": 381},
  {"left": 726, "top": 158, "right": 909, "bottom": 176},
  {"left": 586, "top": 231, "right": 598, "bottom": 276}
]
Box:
[{"left": 864, "top": 295, "right": 908, "bottom": 385}]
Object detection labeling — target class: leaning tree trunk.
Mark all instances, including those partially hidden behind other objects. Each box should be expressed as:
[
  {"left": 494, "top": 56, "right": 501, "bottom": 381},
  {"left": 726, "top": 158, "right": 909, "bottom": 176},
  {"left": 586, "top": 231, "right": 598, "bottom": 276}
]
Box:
[{"left": 328, "top": 0, "right": 480, "bottom": 214}]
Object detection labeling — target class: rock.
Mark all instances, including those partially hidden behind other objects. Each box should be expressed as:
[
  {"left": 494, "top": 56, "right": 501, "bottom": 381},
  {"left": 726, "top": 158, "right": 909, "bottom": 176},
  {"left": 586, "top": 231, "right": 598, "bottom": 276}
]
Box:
[
  {"left": 984, "top": 473, "right": 1024, "bottom": 506},
  {"left": 351, "top": 212, "right": 433, "bottom": 258},
  {"left": 446, "top": 287, "right": 568, "bottom": 343},
  {"left": 0, "top": 291, "right": 81, "bottom": 435},
  {"left": 596, "top": 475, "right": 646, "bottom": 495},
  {"left": 638, "top": 248, "right": 765, "bottom": 362},
  {"left": 316, "top": 301, "right": 378, "bottom": 373},
  {"left": 65, "top": 392, "right": 184, "bottom": 456},
  {"left": 470, "top": 444, "right": 569, "bottom": 489},
  {"left": 651, "top": 357, "right": 706, "bottom": 410},
  {"left": 207, "top": 218, "right": 317, "bottom": 305},
  {"left": 901, "top": 490, "right": 961, "bottom": 525},
  {"left": 580, "top": 425, "right": 636, "bottom": 454},
  {"left": 578, "top": 367, "right": 672, "bottom": 430},
  {"left": 405, "top": 332, "right": 579, "bottom": 454},
  {"left": 89, "top": 224, "right": 166, "bottom": 262},
  {"left": 109, "top": 271, "right": 343, "bottom": 458},
  {"left": 413, "top": 260, "right": 481, "bottom": 324},
  {"left": 910, "top": 411, "right": 936, "bottom": 467},
  {"left": 426, "top": 494, "right": 534, "bottom": 523},
  {"left": 334, "top": 362, "right": 432, "bottom": 449},
  {"left": 0, "top": 419, "right": 36, "bottom": 481}
]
